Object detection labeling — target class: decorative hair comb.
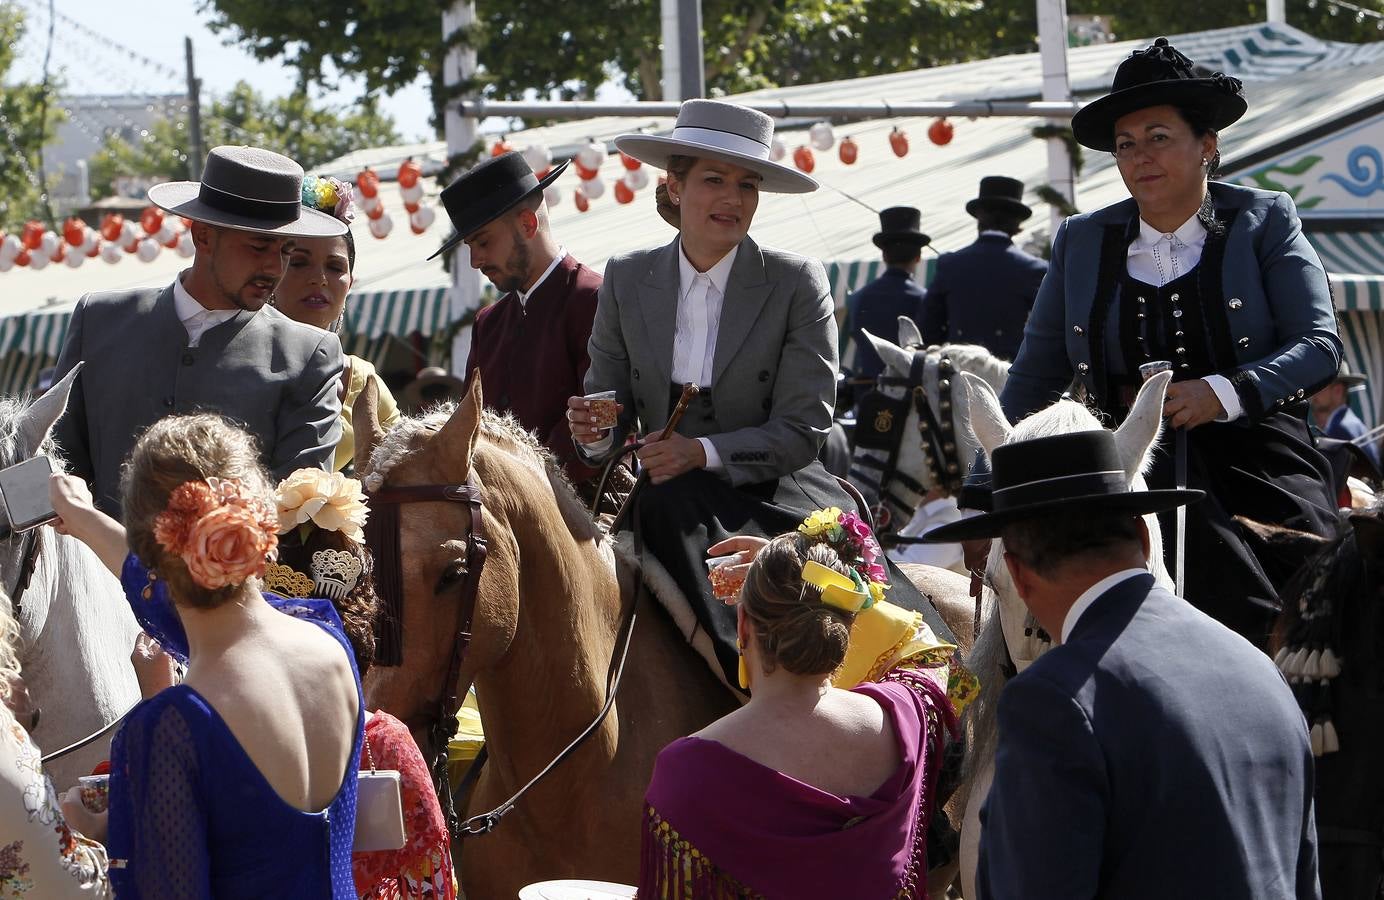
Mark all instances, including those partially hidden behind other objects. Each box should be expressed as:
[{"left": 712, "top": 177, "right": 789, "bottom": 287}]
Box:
[
  {"left": 801, "top": 560, "right": 873, "bottom": 614},
  {"left": 311, "top": 549, "right": 364, "bottom": 601}
]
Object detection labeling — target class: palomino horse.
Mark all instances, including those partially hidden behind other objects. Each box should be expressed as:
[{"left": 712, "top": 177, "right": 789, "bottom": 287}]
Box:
[
  {"left": 849, "top": 319, "right": 1010, "bottom": 547},
  {"left": 953, "top": 370, "right": 1174, "bottom": 899},
  {"left": 352, "top": 380, "right": 976, "bottom": 898},
  {"left": 1, "top": 367, "right": 140, "bottom": 788}
]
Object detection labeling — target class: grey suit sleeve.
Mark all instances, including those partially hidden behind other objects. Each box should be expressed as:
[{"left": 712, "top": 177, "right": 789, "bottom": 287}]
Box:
[
  {"left": 979, "top": 673, "right": 1108, "bottom": 900},
  {"left": 580, "top": 261, "right": 634, "bottom": 462},
  {"left": 707, "top": 258, "right": 836, "bottom": 486},
  {"left": 271, "top": 331, "right": 343, "bottom": 478},
  {"left": 53, "top": 296, "right": 93, "bottom": 481}
]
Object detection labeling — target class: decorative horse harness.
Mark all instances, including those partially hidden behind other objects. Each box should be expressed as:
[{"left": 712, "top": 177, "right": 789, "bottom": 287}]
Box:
[{"left": 848, "top": 346, "right": 967, "bottom": 545}]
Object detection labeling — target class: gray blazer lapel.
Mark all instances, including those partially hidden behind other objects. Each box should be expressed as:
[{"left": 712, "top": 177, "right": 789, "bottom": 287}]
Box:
[
  {"left": 637, "top": 238, "right": 681, "bottom": 385},
  {"left": 713, "top": 236, "right": 773, "bottom": 384},
  {"left": 151, "top": 282, "right": 191, "bottom": 348}
]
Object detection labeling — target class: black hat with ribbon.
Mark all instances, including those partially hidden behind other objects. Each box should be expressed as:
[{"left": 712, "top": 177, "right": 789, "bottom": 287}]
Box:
[
  {"left": 1071, "top": 37, "right": 1247, "bottom": 153},
  {"left": 429, "top": 152, "right": 570, "bottom": 260},
  {"left": 922, "top": 429, "right": 1203, "bottom": 543},
  {"left": 872, "top": 206, "right": 931, "bottom": 249},
  {"left": 965, "top": 176, "right": 1033, "bottom": 221},
  {"left": 147, "top": 146, "right": 346, "bottom": 238}
]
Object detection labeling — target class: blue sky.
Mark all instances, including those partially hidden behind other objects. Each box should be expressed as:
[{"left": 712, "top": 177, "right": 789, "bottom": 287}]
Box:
[{"left": 7, "top": 0, "right": 437, "bottom": 141}]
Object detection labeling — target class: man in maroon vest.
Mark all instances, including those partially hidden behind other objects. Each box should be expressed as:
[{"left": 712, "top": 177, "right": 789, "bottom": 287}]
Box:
[{"left": 432, "top": 152, "right": 602, "bottom": 482}]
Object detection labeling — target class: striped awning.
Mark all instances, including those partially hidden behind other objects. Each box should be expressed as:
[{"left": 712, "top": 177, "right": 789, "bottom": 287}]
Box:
[
  {"left": 1307, "top": 231, "right": 1384, "bottom": 311},
  {"left": 826, "top": 258, "right": 938, "bottom": 305},
  {"left": 342, "top": 287, "right": 451, "bottom": 340}
]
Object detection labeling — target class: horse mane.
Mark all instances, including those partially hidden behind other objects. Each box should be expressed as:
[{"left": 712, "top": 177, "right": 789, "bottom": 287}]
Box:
[
  {"left": 1007, "top": 397, "right": 1157, "bottom": 478},
  {"left": 365, "top": 402, "right": 601, "bottom": 544},
  {"left": 0, "top": 396, "right": 64, "bottom": 471},
  {"left": 940, "top": 343, "right": 1010, "bottom": 393}
]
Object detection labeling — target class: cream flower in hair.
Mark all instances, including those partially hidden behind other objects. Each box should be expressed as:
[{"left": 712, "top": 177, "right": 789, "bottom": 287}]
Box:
[{"left": 275, "top": 468, "right": 368, "bottom": 543}]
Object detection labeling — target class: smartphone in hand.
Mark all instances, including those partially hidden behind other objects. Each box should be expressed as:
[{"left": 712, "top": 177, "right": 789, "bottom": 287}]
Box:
[{"left": 0, "top": 456, "right": 59, "bottom": 533}]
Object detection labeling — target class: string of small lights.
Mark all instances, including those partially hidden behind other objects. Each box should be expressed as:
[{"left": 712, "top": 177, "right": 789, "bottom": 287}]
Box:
[{"left": 1305, "top": 0, "right": 1384, "bottom": 29}]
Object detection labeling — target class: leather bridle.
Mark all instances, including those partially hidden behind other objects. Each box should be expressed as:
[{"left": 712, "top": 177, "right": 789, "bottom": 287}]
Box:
[
  {"left": 365, "top": 477, "right": 488, "bottom": 836},
  {"left": 848, "top": 346, "right": 965, "bottom": 545}
]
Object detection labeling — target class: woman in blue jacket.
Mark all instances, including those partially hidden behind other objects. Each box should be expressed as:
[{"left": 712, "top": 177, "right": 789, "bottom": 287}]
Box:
[{"left": 1000, "top": 38, "right": 1341, "bottom": 641}]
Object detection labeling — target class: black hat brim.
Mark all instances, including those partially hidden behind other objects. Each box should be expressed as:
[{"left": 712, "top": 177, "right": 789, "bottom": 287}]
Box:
[
  {"left": 872, "top": 231, "right": 931, "bottom": 250},
  {"left": 1071, "top": 80, "right": 1248, "bottom": 152},
  {"left": 965, "top": 197, "right": 1033, "bottom": 221},
  {"left": 921, "top": 487, "right": 1205, "bottom": 543},
  {"left": 428, "top": 159, "right": 570, "bottom": 261}
]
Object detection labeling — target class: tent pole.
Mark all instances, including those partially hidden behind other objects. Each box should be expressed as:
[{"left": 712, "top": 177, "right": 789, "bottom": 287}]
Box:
[{"left": 442, "top": 1, "right": 483, "bottom": 377}]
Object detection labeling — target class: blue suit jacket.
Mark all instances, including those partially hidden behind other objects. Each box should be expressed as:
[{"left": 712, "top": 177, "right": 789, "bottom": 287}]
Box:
[
  {"left": 843, "top": 268, "right": 926, "bottom": 378},
  {"left": 979, "top": 573, "right": 1320, "bottom": 900},
  {"left": 1325, "top": 404, "right": 1380, "bottom": 467},
  {"left": 1001, "top": 182, "right": 1341, "bottom": 423},
  {"left": 920, "top": 233, "right": 1048, "bottom": 361}
]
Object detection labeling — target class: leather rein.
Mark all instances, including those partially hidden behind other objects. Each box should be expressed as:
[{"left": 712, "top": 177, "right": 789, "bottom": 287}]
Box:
[{"left": 850, "top": 347, "right": 965, "bottom": 545}]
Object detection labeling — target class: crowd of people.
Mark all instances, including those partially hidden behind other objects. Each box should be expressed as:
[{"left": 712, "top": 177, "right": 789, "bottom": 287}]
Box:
[{"left": 0, "top": 34, "right": 1371, "bottom": 900}]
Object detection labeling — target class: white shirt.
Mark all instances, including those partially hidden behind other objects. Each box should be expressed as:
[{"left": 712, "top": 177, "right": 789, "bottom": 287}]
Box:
[
  {"left": 889, "top": 497, "right": 968, "bottom": 573},
  {"left": 173, "top": 274, "right": 239, "bottom": 348},
  {"left": 517, "top": 247, "right": 567, "bottom": 308},
  {"left": 1125, "top": 213, "right": 1242, "bottom": 421},
  {"left": 1061, "top": 567, "right": 1148, "bottom": 644},
  {"left": 671, "top": 243, "right": 739, "bottom": 472}
]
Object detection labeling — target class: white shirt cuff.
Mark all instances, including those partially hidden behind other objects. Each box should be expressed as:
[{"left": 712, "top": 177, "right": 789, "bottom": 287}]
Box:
[
  {"left": 698, "top": 437, "right": 723, "bottom": 472},
  {"left": 578, "top": 432, "right": 616, "bottom": 460},
  {"left": 1204, "top": 375, "right": 1244, "bottom": 422}
]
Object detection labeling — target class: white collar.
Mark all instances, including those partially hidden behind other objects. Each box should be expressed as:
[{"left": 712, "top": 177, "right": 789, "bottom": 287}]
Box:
[
  {"left": 678, "top": 242, "right": 739, "bottom": 299},
  {"left": 1130, "top": 212, "right": 1206, "bottom": 254},
  {"left": 172, "top": 272, "right": 238, "bottom": 323},
  {"left": 517, "top": 247, "right": 568, "bottom": 305},
  {"left": 978, "top": 229, "right": 1011, "bottom": 240},
  {"left": 1061, "top": 568, "right": 1148, "bottom": 644}
]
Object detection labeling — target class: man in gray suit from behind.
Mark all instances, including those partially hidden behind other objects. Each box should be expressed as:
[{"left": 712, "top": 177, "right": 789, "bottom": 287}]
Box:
[{"left": 54, "top": 146, "right": 347, "bottom": 515}]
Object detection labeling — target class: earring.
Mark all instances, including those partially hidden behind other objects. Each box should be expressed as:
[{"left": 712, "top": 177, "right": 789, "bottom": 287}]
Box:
[
  {"left": 1201, "top": 158, "right": 1208, "bottom": 165},
  {"left": 737, "top": 640, "right": 749, "bottom": 690},
  {"left": 672, "top": 196, "right": 680, "bottom": 205},
  {"left": 142, "top": 570, "right": 157, "bottom": 601}
]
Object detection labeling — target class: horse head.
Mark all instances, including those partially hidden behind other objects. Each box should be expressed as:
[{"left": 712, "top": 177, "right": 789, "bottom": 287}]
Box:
[
  {"left": 963, "top": 368, "right": 1175, "bottom": 674},
  {"left": 847, "top": 319, "right": 1010, "bottom": 536},
  {"left": 353, "top": 378, "right": 618, "bottom": 750}
]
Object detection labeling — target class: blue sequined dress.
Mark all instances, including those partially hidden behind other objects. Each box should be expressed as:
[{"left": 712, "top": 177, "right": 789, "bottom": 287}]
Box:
[{"left": 107, "top": 555, "right": 363, "bottom": 898}]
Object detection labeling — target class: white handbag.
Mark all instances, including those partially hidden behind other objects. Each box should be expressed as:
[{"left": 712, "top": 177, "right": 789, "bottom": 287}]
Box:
[{"left": 353, "top": 734, "right": 407, "bottom": 852}]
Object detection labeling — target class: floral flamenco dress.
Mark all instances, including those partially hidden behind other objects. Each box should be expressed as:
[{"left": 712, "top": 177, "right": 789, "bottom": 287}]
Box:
[{"left": 106, "top": 556, "right": 364, "bottom": 899}]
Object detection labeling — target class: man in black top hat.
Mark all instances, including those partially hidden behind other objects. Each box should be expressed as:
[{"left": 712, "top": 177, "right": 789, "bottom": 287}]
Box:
[
  {"left": 926, "top": 423, "right": 1319, "bottom": 899},
  {"left": 920, "top": 176, "right": 1048, "bottom": 361},
  {"left": 435, "top": 152, "right": 602, "bottom": 482},
  {"left": 54, "top": 145, "right": 347, "bottom": 514},
  {"left": 842, "top": 207, "right": 930, "bottom": 379}
]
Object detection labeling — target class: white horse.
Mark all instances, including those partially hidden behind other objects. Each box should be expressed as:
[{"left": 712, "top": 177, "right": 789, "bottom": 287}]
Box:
[
  {"left": 850, "top": 319, "right": 1010, "bottom": 537},
  {"left": 1, "top": 368, "right": 140, "bottom": 788},
  {"left": 953, "top": 370, "right": 1174, "bottom": 899}
]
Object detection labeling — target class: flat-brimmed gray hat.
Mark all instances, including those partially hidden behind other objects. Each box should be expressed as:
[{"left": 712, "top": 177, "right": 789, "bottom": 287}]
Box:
[
  {"left": 1337, "top": 359, "right": 1369, "bottom": 390},
  {"left": 147, "top": 146, "right": 347, "bottom": 238},
  {"left": 615, "top": 100, "right": 817, "bottom": 194}
]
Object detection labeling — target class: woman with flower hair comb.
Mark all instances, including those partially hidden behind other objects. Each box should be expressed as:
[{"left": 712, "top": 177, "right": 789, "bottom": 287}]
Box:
[
  {"left": 49, "top": 415, "right": 363, "bottom": 898},
  {"left": 639, "top": 510, "right": 957, "bottom": 899},
  {"left": 274, "top": 174, "right": 400, "bottom": 472}
]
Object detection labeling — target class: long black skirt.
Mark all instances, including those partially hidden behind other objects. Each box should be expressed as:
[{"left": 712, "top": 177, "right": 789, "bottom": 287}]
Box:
[
  {"left": 634, "top": 460, "right": 954, "bottom": 692},
  {"left": 1146, "top": 409, "right": 1336, "bottom": 644}
]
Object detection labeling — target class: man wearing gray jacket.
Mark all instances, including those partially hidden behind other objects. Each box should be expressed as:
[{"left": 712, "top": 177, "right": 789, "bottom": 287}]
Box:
[{"left": 54, "top": 146, "right": 346, "bottom": 515}]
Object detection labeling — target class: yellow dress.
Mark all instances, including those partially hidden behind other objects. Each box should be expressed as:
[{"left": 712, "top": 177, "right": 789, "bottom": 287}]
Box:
[{"left": 336, "top": 355, "right": 401, "bottom": 472}]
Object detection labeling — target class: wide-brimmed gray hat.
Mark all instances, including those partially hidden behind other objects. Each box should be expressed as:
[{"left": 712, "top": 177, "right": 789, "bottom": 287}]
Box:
[
  {"left": 147, "top": 146, "right": 347, "bottom": 238},
  {"left": 615, "top": 100, "right": 817, "bottom": 194},
  {"left": 1337, "top": 359, "right": 1369, "bottom": 390}
]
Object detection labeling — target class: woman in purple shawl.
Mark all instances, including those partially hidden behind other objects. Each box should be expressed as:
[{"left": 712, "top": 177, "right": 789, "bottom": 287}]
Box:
[{"left": 640, "top": 522, "right": 956, "bottom": 899}]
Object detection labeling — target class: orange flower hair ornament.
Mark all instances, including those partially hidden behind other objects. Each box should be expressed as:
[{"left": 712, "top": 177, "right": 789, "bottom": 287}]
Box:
[{"left": 153, "top": 477, "right": 280, "bottom": 590}]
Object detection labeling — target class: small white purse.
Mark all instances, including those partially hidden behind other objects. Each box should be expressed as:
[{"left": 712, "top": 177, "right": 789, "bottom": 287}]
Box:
[{"left": 353, "top": 735, "right": 407, "bottom": 852}]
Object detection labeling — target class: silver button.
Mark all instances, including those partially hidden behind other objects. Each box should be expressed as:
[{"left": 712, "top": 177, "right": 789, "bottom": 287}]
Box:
[
  {"left": 1073, "top": 325, "right": 1084, "bottom": 335},
  {"left": 1296, "top": 388, "right": 1306, "bottom": 399},
  {"left": 1176, "top": 347, "right": 1187, "bottom": 355},
  {"left": 1138, "top": 296, "right": 1147, "bottom": 305},
  {"left": 1077, "top": 362, "right": 1090, "bottom": 373},
  {"left": 1239, "top": 337, "right": 1250, "bottom": 347},
  {"left": 1172, "top": 309, "right": 1183, "bottom": 318},
  {"left": 1228, "top": 298, "right": 1243, "bottom": 310},
  {"left": 1171, "top": 293, "right": 1180, "bottom": 302}
]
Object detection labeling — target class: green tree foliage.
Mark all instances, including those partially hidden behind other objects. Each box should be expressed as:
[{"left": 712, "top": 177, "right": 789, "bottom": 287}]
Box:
[
  {"left": 0, "top": 5, "right": 66, "bottom": 231},
  {"left": 198, "top": 0, "right": 1384, "bottom": 135},
  {"left": 89, "top": 81, "right": 400, "bottom": 198}
]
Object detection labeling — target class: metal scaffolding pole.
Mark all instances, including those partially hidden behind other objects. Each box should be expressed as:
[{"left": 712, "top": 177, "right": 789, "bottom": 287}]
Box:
[
  {"left": 442, "top": 1, "right": 483, "bottom": 376},
  {"left": 1037, "top": 0, "right": 1075, "bottom": 236},
  {"left": 453, "top": 99, "right": 1080, "bottom": 121}
]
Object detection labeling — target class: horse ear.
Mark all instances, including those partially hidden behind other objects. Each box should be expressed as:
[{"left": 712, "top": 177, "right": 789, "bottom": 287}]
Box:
[
  {"left": 17, "top": 362, "right": 82, "bottom": 459},
  {"left": 352, "top": 377, "right": 385, "bottom": 475},
  {"left": 1113, "top": 370, "right": 1170, "bottom": 482},
  {"left": 961, "top": 371, "right": 1010, "bottom": 456},
  {"left": 896, "top": 316, "right": 924, "bottom": 350},
  {"left": 436, "top": 376, "right": 483, "bottom": 475},
  {"left": 860, "top": 329, "right": 913, "bottom": 377}
]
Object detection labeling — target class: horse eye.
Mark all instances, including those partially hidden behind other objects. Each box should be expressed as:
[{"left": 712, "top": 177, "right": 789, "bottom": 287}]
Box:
[{"left": 434, "top": 559, "right": 468, "bottom": 594}]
